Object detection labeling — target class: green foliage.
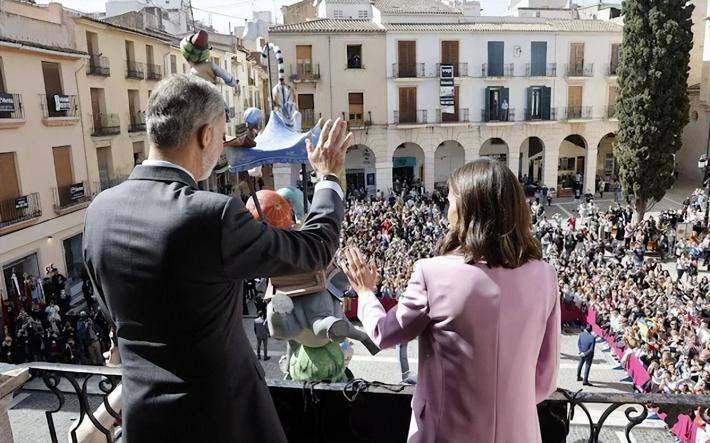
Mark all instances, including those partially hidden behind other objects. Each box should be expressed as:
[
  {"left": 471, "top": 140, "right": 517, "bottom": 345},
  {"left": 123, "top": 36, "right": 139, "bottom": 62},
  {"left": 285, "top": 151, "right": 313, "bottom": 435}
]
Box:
[{"left": 614, "top": 0, "right": 694, "bottom": 215}]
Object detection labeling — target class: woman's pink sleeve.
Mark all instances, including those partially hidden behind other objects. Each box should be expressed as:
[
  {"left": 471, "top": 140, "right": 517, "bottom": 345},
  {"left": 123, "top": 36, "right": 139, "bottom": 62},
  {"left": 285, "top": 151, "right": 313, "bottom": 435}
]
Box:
[{"left": 357, "top": 261, "right": 431, "bottom": 349}]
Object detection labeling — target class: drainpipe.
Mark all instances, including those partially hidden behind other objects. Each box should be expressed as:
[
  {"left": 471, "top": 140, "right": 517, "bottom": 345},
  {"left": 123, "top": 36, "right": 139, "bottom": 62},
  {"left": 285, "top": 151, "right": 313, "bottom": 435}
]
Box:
[
  {"left": 74, "top": 58, "right": 92, "bottom": 195},
  {"left": 328, "top": 35, "right": 334, "bottom": 119}
]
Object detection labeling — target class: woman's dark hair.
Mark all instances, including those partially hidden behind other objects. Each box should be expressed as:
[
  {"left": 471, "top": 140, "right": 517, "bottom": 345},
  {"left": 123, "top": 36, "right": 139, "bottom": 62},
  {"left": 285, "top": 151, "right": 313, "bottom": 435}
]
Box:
[{"left": 437, "top": 158, "right": 542, "bottom": 268}]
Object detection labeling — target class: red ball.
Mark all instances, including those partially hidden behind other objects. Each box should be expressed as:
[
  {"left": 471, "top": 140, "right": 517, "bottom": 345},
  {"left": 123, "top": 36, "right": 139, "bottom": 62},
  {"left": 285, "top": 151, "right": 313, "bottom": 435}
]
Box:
[{"left": 246, "top": 190, "right": 293, "bottom": 229}]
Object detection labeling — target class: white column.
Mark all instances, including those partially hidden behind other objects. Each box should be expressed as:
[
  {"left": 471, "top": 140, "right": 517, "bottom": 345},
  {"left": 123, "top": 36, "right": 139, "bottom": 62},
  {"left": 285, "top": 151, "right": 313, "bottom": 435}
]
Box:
[
  {"left": 507, "top": 144, "right": 521, "bottom": 175},
  {"left": 584, "top": 148, "right": 598, "bottom": 194},
  {"left": 272, "top": 164, "right": 296, "bottom": 190},
  {"left": 375, "top": 161, "right": 393, "bottom": 194},
  {"left": 423, "top": 151, "right": 436, "bottom": 192},
  {"left": 543, "top": 142, "right": 560, "bottom": 191}
]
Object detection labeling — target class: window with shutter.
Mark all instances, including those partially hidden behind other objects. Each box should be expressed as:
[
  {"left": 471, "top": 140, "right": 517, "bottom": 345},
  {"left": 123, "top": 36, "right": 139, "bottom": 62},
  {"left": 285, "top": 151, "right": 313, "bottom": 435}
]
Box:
[
  {"left": 348, "top": 93, "right": 364, "bottom": 123},
  {"left": 398, "top": 41, "right": 416, "bottom": 77},
  {"left": 0, "top": 152, "right": 20, "bottom": 202},
  {"left": 399, "top": 87, "right": 416, "bottom": 123},
  {"left": 531, "top": 42, "right": 547, "bottom": 76},
  {"left": 487, "top": 42, "right": 504, "bottom": 77},
  {"left": 441, "top": 41, "right": 459, "bottom": 76}
]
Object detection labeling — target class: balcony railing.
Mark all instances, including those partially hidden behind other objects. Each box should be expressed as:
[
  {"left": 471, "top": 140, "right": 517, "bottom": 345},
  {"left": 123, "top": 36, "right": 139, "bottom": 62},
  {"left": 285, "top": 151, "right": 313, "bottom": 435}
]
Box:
[
  {"left": 606, "top": 63, "right": 620, "bottom": 76},
  {"left": 341, "top": 111, "right": 372, "bottom": 129},
  {"left": 146, "top": 63, "right": 162, "bottom": 81},
  {"left": 52, "top": 181, "right": 91, "bottom": 212},
  {"left": 126, "top": 61, "right": 145, "bottom": 80},
  {"left": 565, "top": 63, "right": 595, "bottom": 77},
  {"left": 435, "top": 62, "right": 468, "bottom": 77},
  {"left": 392, "top": 63, "right": 425, "bottom": 78},
  {"left": 128, "top": 111, "right": 146, "bottom": 133},
  {"left": 290, "top": 63, "right": 320, "bottom": 82},
  {"left": 482, "top": 108, "right": 515, "bottom": 122},
  {"left": 393, "top": 109, "right": 427, "bottom": 124},
  {"left": 563, "top": 106, "right": 593, "bottom": 120},
  {"left": 301, "top": 109, "right": 319, "bottom": 130},
  {"left": 93, "top": 175, "right": 130, "bottom": 195},
  {"left": 40, "top": 94, "right": 79, "bottom": 118},
  {"left": 482, "top": 63, "right": 514, "bottom": 78},
  {"left": 0, "top": 192, "right": 41, "bottom": 229},
  {"left": 87, "top": 55, "right": 110, "bottom": 76},
  {"left": 4, "top": 364, "right": 710, "bottom": 443},
  {"left": 0, "top": 92, "right": 24, "bottom": 120},
  {"left": 524, "top": 63, "right": 557, "bottom": 77},
  {"left": 606, "top": 104, "right": 618, "bottom": 119},
  {"left": 91, "top": 113, "right": 121, "bottom": 136},
  {"left": 436, "top": 108, "right": 469, "bottom": 123},
  {"left": 524, "top": 108, "right": 557, "bottom": 121}
]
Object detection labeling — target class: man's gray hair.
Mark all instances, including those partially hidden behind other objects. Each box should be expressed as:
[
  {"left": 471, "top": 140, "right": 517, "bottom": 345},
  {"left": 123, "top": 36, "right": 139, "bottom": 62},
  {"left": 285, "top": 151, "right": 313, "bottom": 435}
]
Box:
[{"left": 146, "top": 75, "right": 225, "bottom": 150}]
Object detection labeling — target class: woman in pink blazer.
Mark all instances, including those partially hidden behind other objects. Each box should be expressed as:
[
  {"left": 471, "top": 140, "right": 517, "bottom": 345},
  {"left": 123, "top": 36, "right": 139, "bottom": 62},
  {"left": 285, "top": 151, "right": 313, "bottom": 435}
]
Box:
[{"left": 343, "top": 159, "right": 560, "bottom": 443}]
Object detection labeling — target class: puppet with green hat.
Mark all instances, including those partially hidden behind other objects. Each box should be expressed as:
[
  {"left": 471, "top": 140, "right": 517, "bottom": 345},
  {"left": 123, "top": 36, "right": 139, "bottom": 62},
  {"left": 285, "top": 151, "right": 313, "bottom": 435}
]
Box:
[{"left": 180, "top": 30, "right": 238, "bottom": 89}]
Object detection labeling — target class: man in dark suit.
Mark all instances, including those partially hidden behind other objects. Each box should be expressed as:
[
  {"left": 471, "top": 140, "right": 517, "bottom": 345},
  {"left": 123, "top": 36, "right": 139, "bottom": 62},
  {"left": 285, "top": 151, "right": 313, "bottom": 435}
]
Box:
[
  {"left": 577, "top": 324, "right": 596, "bottom": 386},
  {"left": 83, "top": 75, "right": 351, "bottom": 442}
]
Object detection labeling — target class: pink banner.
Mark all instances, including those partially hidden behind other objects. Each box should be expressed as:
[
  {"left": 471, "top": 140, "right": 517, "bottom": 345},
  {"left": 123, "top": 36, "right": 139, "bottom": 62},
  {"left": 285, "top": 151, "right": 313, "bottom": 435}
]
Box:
[{"left": 584, "top": 307, "right": 698, "bottom": 443}]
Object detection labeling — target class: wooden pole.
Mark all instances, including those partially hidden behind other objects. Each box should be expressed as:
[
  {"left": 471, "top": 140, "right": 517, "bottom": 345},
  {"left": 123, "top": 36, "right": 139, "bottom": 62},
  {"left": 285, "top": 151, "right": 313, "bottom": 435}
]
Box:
[{"left": 248, "top": 176, "right": 265, "bottom": 221}]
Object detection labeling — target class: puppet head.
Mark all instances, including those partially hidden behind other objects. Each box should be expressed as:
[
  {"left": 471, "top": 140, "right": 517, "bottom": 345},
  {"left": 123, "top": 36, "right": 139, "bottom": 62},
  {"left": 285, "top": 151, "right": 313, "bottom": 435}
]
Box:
[{"left": 246, "top": 190, "right": 294, "bottom": 229}]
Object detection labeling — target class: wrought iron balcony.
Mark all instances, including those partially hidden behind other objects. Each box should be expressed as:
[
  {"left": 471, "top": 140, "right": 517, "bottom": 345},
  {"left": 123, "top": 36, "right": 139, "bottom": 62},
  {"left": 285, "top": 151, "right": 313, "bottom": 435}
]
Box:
[
  {"left": 435, "top": 62, "right": 468, "bottom": 77},
  {"left": 87, "top": 55, "right": 110, "bottom": 77},
  {"left": 606, "top": 105, "right": 618, "bottom": 119},
  {"left": 341, "top": 111, "right": 372, "bottom": 129},
  {"left": 393, "top": 109, "right": 427, "bottom": 124},
  {"left": 40, "top": 94, "right": 79, "bottom": 119},
  {"left": 301, "top": 109, "right": 320, "bottom": 130},
  {"left": 126, "top": 61, "right": 145, "bottom": 80},
  {"left": 565, "top": 63, "right": 595, "bottom": 77},
  {"left": 482, "top": 63, "right": 514, "bottom": 78},
  {"left": 93, "top": 174, "right": 130, "bottom": 195},
  {"left": 0, "top": 192, "right": 41, "bottom": 229},
  {"left": 91, "top": 113, "right": 121, "bottom": 137},
  {"left": 3, "top": 363, "right": 710, "bottom": 443},
  {"left": 290, "top": 63, "right": 320, "bottom": 82},
  {"left": 482, "top": 108, "right": 515, "bottom": 122},
  {"left": 52, "top": 181, "right": 91, "bottom": 213},
  {"left": 524, "top": 63, "right": 557, "bottom": 77},
  {"left": 128, "top": 112, "right": 146, "bottom": 133},
  {"left": 146, "top": 63, "right": 162, "bottom": 81},
  {"left": 563, "top": 106, "right": 593, "bottom": 120},
  {"left": 0, "top": 92, "right": 24, "bottom": 121},
  {"left": 606, "top": 63, "right": 620, "bottom": 77},
  {"left": 524, "top": 107, "right": 557, "bottom": 121},
  {"left": 392, "top": 63, "right": 425, "bottom": 78},
  {"left": 436, "top": 108, "right": 469, "bottom": 123}
]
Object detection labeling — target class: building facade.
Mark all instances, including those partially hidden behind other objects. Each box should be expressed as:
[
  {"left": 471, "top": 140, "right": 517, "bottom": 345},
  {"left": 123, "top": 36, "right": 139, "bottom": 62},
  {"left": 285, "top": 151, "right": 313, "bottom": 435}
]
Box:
[
  {"left": 0, "top": 1, "right": 89, "bottom": 314},
  {"left": 270, "top": 0, "right": 621, "bottom": 195}
]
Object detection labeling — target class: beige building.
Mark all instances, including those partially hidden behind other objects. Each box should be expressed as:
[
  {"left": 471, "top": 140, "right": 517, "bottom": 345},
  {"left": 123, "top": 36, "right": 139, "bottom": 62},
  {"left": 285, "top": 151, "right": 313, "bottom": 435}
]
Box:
[
  {"left": 73, "top": 16, "right": 172, "bottom": 192},
  {"left": 0, "top": 1, "right": 89, "bottom": 316}
]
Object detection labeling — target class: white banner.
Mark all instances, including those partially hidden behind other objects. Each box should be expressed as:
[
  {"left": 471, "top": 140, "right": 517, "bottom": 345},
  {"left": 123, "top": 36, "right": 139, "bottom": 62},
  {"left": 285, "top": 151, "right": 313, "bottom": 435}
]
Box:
[{"left": 440, "top": 64, "right": 455, "bottom": 114}]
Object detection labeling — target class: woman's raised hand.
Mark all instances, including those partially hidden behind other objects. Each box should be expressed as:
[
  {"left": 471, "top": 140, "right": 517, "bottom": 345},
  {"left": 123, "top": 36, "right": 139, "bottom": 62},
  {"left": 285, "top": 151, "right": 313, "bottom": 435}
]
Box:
[{"left": 342, "top": 247, "right": 379, "bottom": 294}]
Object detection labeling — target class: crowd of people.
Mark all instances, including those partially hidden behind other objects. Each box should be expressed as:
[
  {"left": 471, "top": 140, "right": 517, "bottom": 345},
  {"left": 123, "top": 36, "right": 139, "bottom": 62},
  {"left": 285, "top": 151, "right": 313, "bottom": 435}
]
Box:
[
  {"left": 343, "top": 180, "right": 710, "bottom": 396},
  {"left": 0, "top": 266, "right": 111, "bottom": 366}
]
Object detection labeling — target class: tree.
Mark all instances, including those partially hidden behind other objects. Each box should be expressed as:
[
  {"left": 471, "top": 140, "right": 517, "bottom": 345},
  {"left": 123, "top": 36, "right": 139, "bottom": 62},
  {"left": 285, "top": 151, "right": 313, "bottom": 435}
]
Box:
[{"left": 614, "top": 0, "right": 694, "bottom": 222}]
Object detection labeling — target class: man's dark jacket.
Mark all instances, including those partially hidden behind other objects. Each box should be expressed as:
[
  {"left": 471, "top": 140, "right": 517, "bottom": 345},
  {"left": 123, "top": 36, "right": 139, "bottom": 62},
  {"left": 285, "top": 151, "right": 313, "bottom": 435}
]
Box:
[
  {"left": 578, "top": 330, "right": 596, "bottom": 359},
  {"left": 83, "top": 165, "right": 343, "bottom": 442}
]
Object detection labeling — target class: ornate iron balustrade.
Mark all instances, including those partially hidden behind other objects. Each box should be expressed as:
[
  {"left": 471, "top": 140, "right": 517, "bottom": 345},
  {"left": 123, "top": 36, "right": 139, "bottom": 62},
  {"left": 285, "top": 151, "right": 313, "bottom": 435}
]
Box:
[
  {"left": 87, "top": 55, "right": 110, "bottom": 77},
  {"left": 92, "top": 174, "right": 130, "bottom": 195},
  {"left": 563, "top": 106, "right": 593, "bottom": 120},
  {"left": 393, "top": 109, "right": 427, "bottom": 124},
  {"left": 0, "top": 192, "right": 41, "bottom": 229},
  {"left": 91, "top": 113, "right": 121, "bottom": 137},
  {"left": 524, "top": 107, "right": 557, "bottom": 121},
  {"left": 128, "top": 111, "right": 146, "bottom": 133},
  {"left": 606, "top": 63, "right": 620, "bottom": 76},
  {"left": 524, "top": 63, "right": 557, "bottom": 77},
  {"left": 435, "top": 108, "right": 469, "bottom": 123},
  {"left": 341, "top": 111, "right": 372, "bottom": 129},
  {"left": 565, "top": 63, "right": 595, "bottom": 77},
  {"left": 434, "top": 62, "right": 468, "bottom": 77},
  {"left": 0, "top": 92, "right": 24, "bottom": 120},
  {"left": 482, "top": 107, "right": 515, "bottom": 122},
  {"left": 40, "top": 94, "right": 79, "bottom": 118},
  {"left": 290, "top": 63, "right": 321, "bottom": 82},
  {"left": 125, "top": 61, "right": 144, "bottom": 80},
  {"left": 4, "top": 364, "right": 710, "bottom": 443},
  {"left": 482, "top": 63, "right": 515, "bottom": 78},
  {"left": 606, "top": 105, "right": 618, "bottom": 119},
  {"left": 146, "top": 63, "right": 162, "bottom": 81},
  {"left": 392, "top": 62, "right": 425, "bottom": 78},
  {"left": 51, "top": 181, "right": 91, "bottom": 212}
]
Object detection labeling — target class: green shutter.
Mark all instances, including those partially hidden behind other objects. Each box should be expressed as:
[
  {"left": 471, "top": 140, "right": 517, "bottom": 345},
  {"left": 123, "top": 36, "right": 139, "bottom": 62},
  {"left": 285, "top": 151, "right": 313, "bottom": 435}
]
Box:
[
  {"left": 542, "top": 86, "right": 551, "bottom": 120},
  {"left": 526, "top": 87, "right": 532, "bottom": 118},
  {"left": 484, "top": 87, "right": 491, "bottom": 121}
]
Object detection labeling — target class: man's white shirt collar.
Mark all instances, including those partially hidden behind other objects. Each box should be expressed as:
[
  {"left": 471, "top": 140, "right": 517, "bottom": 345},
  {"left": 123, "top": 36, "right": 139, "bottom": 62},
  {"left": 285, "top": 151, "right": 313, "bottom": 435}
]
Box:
[{"left": 142, "top": 159, "right": 196, "bottom": 182}]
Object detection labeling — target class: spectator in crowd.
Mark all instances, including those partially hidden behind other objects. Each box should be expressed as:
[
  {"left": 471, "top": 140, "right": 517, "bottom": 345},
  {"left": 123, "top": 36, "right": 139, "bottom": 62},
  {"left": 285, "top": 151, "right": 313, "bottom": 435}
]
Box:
[
  {"left": 254, "top": 311, "right": 270, "bottom": 361},
  {"left": 577, "top": 324, "right": 596, "bottom": 386}
]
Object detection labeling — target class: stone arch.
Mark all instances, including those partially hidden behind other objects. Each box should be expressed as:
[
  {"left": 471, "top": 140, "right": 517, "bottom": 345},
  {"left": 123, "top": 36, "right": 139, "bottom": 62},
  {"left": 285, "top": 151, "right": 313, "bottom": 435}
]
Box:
[
  {"left": 596, "top": 132, "right": 617, "bottom": 182},
  {"left": 480, "top": 137, "right": 509, "bottom": 164},
  {"left": 392, "top": 142, "right": 425, "bottom": 186},
  {"left": 519, "top": 136, "right": 545, "bottom": 184},
  {"left": 434, "top": 140, "right": 465, "bottom": 190},
  {"left": 345, "top": 144, "right": 377, "bottom": 195},
  {"left": 558, "top": 134, "right": 588, "bottom": 194}
]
